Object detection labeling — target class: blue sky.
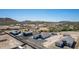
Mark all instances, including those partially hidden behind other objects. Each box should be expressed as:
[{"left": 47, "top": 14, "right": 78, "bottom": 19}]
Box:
[{"left": 0, "top": 9, "right": 79, "bottom": 22}]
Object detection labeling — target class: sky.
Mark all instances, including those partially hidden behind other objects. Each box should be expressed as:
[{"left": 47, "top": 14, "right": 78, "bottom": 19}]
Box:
[{"left": 0, "top": 9, "right": 79, "bottom": 22}]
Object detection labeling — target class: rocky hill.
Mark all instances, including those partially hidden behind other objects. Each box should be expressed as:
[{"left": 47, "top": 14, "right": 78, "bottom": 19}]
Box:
[{"left": 0, "top": 18, "right": 19, "bottom": 25}]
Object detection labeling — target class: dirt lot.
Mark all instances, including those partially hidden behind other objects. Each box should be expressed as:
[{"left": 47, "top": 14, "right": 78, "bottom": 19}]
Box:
[
  {"left": 0, "top": 34, "right": 23, "bottom": 49},
  {"left": 59, "top": 31, "right": 79, "bottom": 40}
]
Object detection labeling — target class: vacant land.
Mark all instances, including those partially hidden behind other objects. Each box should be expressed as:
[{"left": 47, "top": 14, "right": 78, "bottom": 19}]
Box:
[{"left": 0, "top": 34, "right": 23, "bottom": 49}]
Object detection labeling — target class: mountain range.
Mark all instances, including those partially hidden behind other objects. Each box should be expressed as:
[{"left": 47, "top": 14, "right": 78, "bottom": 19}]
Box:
[{"left": 0, "top": 18, "right": 79, "bottom": 25}]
